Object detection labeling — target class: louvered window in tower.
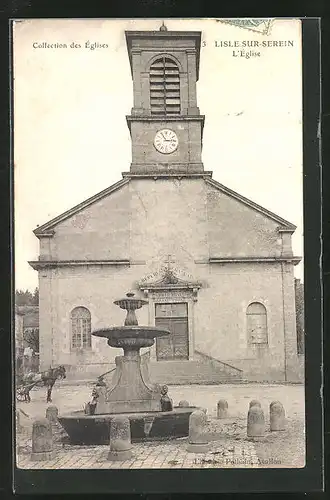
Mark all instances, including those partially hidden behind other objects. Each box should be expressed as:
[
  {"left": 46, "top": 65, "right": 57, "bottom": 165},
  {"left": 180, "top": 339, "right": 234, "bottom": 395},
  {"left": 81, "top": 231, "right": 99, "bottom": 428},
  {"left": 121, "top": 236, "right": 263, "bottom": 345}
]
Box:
[{"left": 150, "top": 57, "right": 180, "bottom": 116}]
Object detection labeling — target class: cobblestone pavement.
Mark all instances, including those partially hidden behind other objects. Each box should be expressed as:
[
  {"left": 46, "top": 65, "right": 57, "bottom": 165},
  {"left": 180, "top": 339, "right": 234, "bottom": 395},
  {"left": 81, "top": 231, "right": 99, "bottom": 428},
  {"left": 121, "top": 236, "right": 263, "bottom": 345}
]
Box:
[
  {"left": 15, "top": 383, "right": 305, "bottom": 470},
  {"left": 17, "top": 430, "right": 260, "bottom": 469}
]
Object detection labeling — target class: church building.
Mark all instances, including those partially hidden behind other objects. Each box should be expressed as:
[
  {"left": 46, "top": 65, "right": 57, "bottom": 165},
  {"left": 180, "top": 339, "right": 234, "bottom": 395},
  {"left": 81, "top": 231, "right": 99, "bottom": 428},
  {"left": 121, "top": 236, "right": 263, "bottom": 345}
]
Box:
[{"left": 29, "top": 25, "right": 303, "bottom": 383}]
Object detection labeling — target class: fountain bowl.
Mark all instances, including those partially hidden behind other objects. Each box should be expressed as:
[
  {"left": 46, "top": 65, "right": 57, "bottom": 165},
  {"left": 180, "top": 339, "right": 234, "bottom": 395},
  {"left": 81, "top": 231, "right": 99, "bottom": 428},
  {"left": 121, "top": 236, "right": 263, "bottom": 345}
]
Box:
[
  {"left": 58, "top": 406, "right": 199, "bottom": 445},
  {"left": 92, "top": 326, "right": 171, "bottom": 349},
  {"left": 92, "top": 325, "right": 171, "bottom": 340}
]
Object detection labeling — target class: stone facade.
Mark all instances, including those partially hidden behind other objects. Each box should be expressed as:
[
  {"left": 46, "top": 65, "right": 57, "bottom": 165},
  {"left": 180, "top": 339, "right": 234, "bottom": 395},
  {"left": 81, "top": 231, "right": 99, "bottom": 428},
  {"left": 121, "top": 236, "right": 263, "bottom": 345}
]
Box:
[{"left": 29, "top": 26, "right": 302, "bottom": 383}]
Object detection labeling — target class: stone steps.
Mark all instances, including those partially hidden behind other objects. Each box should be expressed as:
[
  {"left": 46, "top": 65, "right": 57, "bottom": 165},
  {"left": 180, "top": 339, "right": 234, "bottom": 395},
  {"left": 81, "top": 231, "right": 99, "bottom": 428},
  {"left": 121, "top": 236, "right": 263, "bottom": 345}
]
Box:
[{"left": 148, "top": 359, "right": 243, "bottom": 385}]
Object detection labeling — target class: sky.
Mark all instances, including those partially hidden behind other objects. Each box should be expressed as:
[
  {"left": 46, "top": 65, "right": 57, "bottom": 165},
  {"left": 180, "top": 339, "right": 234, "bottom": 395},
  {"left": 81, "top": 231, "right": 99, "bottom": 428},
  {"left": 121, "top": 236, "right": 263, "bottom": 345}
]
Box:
[{"left": 13, "top": 18, "right": 303, "bottom": 291}]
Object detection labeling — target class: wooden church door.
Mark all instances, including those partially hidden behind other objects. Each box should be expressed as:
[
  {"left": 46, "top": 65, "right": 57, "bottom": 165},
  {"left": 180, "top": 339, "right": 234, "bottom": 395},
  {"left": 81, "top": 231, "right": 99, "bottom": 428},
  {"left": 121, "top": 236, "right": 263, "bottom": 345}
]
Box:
[{"left": 155, "top": 303, "right": 189, "bottom": 360}]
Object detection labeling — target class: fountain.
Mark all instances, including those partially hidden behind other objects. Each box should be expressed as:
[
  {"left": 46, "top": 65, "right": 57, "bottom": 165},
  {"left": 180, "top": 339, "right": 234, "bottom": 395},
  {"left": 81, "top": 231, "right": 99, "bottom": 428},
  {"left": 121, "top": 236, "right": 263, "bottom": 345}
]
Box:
[{"left": 58, "top": 292, "right": 198, "bottom": 444}]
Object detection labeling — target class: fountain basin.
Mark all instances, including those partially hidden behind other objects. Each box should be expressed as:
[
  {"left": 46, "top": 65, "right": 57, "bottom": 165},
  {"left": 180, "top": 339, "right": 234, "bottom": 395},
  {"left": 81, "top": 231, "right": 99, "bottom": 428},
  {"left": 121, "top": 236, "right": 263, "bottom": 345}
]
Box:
[{"left": 58, "top": 407, "right": 198, "bottom": 445}]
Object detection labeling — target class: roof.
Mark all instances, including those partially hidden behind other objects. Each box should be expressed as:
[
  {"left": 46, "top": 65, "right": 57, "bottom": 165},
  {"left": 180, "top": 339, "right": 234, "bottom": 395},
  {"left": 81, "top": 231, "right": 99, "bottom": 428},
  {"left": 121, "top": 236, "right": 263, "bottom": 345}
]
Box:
[
  {"left": 15, "top": 305, "right": 24, "bottom": 316},
  {"left": 33, "top": 173, "right": 297, "bottom": 237},
  {"left": 16, "top": 306, "right": 39, "bottom": 328}
]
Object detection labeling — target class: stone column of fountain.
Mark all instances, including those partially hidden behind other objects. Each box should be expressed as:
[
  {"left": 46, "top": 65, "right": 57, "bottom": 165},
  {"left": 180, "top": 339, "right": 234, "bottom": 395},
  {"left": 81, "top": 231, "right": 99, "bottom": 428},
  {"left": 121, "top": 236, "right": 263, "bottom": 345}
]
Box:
[{"left": 90, "top": 293, "right": 171, "bottom": 414}]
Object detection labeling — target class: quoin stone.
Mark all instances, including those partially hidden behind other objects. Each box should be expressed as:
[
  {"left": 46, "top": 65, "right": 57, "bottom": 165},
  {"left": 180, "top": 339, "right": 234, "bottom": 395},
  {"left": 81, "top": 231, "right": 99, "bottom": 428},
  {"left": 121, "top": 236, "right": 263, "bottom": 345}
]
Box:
[
  {"left": 178, "top": 400, "right": 190, "bottom": 407},
  {"left": 247, "top": 406, "right": 265, "bottom": 439},
  {"left": 249, "top": 400, "right": 261, "bottom": 409},
  {"left": 187, "top": 409, "right": 210, "bottom": 453},
  {"left": 270, "top": 401, "right": 286, "bottom": 431},
  {"left": 46, "top": 405, "right": 59, "bottom": 423},
  {"left": 107, "top": 416, "right": 133, "bottom": 461},
  {"left": 217, "top": 399, "right": 228, "bottom": 418},
  {"left": 30, "top": 418, "right": 56, "bottom": 461}
]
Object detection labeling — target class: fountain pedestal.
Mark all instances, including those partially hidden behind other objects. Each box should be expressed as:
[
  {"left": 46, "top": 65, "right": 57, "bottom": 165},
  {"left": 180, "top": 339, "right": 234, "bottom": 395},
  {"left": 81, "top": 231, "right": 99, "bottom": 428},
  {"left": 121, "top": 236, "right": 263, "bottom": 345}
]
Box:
[
  {"left": 91, "top": 294, "right": 170, "bottom": 415},
  {"left": 93, "top": 336, "right": 163, "bottom": 414}
]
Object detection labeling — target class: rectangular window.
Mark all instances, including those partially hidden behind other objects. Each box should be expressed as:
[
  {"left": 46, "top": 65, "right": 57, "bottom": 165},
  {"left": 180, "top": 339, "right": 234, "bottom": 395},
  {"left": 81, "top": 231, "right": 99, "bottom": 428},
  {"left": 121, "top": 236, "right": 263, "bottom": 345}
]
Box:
[{"left": 247, "top": 314, "right": 268, "bottom": 344}]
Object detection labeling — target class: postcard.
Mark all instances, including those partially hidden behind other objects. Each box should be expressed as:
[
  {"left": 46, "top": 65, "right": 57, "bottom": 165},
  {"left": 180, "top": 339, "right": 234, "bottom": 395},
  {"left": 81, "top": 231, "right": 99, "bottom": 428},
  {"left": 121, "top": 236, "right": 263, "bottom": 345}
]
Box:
[{"left": 13, "top": 18, "right": 309, "bottom": 481}]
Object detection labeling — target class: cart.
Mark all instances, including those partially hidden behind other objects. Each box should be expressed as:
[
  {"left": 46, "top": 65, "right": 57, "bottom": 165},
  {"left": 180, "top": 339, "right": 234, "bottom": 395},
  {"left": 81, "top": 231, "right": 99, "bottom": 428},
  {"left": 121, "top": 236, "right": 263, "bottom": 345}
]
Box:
[{"left": 16, "top": 379, "right": 40, "bottom": 402}]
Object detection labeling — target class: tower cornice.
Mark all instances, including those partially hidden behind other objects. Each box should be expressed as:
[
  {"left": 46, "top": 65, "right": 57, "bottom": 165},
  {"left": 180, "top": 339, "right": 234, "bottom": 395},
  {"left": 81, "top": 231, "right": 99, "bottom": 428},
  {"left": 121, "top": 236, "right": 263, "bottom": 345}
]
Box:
[
  {"left": 126, "top": 114, "right": 205, "bottom": 136},
  {"left": 125, "top": 30, "right": 201, "bottom": 80}
]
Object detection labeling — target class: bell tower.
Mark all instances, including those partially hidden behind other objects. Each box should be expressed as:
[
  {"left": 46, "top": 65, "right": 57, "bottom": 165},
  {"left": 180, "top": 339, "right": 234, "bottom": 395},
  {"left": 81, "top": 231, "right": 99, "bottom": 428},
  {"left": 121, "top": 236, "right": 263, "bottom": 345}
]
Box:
[{"left": 125, "top": 23, "right": 205, "bottom": 175}]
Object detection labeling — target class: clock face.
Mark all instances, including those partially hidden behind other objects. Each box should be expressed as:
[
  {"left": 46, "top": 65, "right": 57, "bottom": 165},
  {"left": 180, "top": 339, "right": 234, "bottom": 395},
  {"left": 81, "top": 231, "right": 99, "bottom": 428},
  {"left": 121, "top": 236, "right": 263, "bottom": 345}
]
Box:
[{"left": 154, "top": 129, "right": 178, "bottom": 154}]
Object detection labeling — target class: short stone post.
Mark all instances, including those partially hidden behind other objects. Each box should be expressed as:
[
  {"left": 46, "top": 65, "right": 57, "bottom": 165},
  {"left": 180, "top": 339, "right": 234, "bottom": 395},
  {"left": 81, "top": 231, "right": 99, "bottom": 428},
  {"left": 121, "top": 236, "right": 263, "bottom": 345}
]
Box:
[
  {"left": 31, "top": 418, "right": 56, "bottom": 461},
  {"left": 217, "top": 399, "right": 228, "bottom": 418},
  {"left": 178, "top": 400, "right": 190, "bottom": 407},
  {"left": 46, "top": 405, "right": 59, "bottom": 423},
  {"left": 247, "top": 405, "right": 265, "bottom": 439},
  {"left": 143, "top": 415, "right": 155, "bottom": 438},
  {"left": 270, "top": 401, "right": 286, "bottom": 431},
  {"left": 108, "top": 416, "right": 133, "bottom": 461},
  {"left": 249, "top": 400, "right": 261, "bottom": 409},
  {"left": 187, "top": 410, "right": 210, "bottom": 453}
]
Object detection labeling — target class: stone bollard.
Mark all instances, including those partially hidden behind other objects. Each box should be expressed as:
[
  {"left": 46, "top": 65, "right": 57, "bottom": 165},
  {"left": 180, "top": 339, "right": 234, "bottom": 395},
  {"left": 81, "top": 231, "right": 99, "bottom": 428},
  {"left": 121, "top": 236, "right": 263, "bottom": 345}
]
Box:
[
  {"left": 217, "top": 399, "right": 228, "bottom": 418},
  {"left": 249, "top": 400, "right": 261, "bottom": 409},
  {"left": 247, "top": 406, "right": 265, "bottom": 439},
  {"left": 270, "top": 400, "right": 281, "bottom": 409},
  {"left": 178, "top": 400, "right": 190, "bottom": 407},
  {"left": 187, "top": 410, "right": 210, "bottom": 453},
  {"left": 270, "top": 401, "right": 286, "bottom": 431},
  {"left": 31, "top": 418, "right": 56, "bottom": 461},
  {"left": 108, "top": 416, "right": 133, "bottom": 461},
  {"left": 46, "top": 405, "right": 59, "bottom": 423}
]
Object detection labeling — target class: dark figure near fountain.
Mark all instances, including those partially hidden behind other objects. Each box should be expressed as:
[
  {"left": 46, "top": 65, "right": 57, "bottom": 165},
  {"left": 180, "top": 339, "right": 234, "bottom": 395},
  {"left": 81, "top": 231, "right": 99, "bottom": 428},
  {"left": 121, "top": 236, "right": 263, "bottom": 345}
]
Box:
[
  {"left": 84, "top": 376, "right": 106, "bottom": 415},
  {"left": 59, "top": 292, "right": 198, "bottom": 444},
  {"left": 160, "top": 385, "right": 173, "bottom": 412}
]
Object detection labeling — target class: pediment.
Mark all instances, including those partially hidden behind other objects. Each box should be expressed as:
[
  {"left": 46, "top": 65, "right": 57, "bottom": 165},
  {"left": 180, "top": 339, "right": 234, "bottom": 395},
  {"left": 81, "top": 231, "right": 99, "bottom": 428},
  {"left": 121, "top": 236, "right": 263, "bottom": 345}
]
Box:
[{"left": 138, "top": 267, "right": 202, "bottom": 292}]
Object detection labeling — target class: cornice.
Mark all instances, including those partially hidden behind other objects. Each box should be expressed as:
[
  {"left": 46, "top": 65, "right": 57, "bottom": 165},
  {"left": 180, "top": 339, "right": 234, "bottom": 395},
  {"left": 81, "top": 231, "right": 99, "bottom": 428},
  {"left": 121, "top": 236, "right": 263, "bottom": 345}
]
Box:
[
  {"left": 126, "top": 115, "right": 205, "bottom": 123},
  {"left": 208, "top": 256, "right": 302, "bottom": 265},
  {"left": 278, "top": 228, "right": 296, "bottom": 234},
  {"left": 28, "top": 259, "right": 131, "bottom": 270},
  {"left": 35, "top": 231, "right": 55, "bottom": 238},
  {"left": 122, "top": 170, "right": 213, "bottom": 180}
]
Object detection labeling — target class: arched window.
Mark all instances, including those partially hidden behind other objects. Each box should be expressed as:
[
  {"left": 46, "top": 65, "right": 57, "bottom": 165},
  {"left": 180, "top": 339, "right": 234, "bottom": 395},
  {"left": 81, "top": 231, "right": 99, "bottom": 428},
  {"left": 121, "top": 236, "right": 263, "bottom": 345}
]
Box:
[
  {"left": 70, "top": 307, "right": 91, "bottom": 349},
  {"left": 246, "top": 302, "right": 268, "bottom": 345},
  {"left": 149, "top": 57, "right": 180, "bottom": 116}
]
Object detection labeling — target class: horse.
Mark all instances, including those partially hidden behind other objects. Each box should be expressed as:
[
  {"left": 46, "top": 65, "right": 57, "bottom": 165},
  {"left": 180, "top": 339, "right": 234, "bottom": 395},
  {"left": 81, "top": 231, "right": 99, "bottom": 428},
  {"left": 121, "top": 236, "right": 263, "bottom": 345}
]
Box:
[{"left": 19, "top": 365, "right": 66, "bottom": 403}]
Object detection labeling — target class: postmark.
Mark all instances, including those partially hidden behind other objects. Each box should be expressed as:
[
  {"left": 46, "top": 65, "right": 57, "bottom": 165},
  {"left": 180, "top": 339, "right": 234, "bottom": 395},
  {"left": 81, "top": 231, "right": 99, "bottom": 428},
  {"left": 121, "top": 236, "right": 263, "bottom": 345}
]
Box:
[{"left": 216, "top": 18, "right": 273, "bottom": 35}]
